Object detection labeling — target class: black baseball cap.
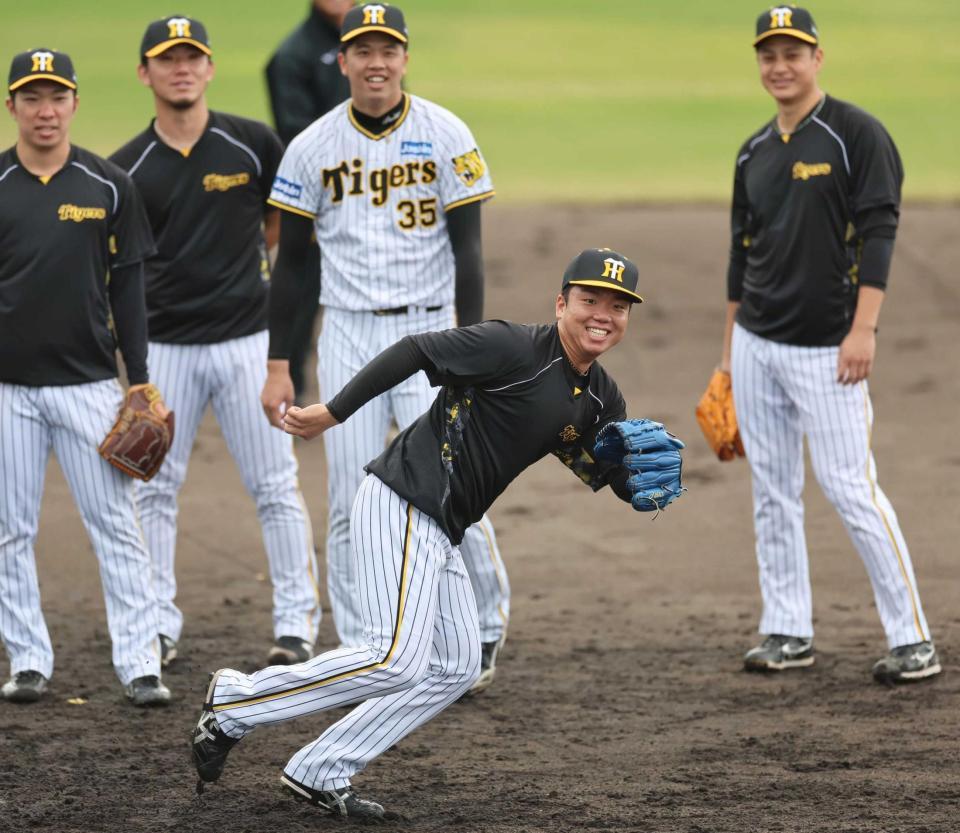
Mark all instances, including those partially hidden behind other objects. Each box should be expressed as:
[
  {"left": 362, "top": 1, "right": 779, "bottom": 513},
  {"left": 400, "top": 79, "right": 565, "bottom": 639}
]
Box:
[
  {"left": 8, "top": 48, "right": 77, "bottom": 92},
  {"left": 754, "top": 6, "right": 819, "bottom": 47},
  {"left": 561, "top": 248, "right": 643, "bottom": 304},
  {"left": 141, "top": 16, "right": 212, "bottom": 59},
  {"left": 341, "top": 3, "right": 408, "bottom": 45}
]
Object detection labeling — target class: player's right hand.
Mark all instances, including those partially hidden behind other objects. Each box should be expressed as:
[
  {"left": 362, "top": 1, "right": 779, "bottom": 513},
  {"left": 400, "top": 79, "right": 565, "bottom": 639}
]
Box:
[{"left": 261, "top": 360, "right": 295, "bottom": 428}]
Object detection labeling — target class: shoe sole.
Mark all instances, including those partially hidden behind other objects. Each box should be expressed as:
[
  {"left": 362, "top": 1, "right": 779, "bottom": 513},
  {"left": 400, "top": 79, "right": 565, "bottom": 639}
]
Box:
[
  {"left": 465, "top": 668, "right": 495, "bottom": 695},
  {"left": 130, "top": 692, "right": 172, "bottom": 707},
  {"left": 874, "top": 661, "right": 942, "bottom": 683},
  {"left": 267, "top": 648, "right": 309, "bottom": 665},
  {"left": 281, "top": 774, "right": 392, "bottom": 821},
  {"left": 4, "top": 688, "right": 45, "bottom": 703},
  {"left": 744, "top": 655, "right": 815, "bottom": 672}
]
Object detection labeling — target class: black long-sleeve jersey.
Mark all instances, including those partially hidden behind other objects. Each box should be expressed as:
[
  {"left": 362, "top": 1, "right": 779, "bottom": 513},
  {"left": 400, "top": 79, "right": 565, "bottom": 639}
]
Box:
[
  {"left": 328, "top": 320, "right": 631, "bottom": 544},
  {"left": 0, "top": 145, "right": 155, "bottom": 385},
  {"left": 110, "top": 112, "right": 284, "bottom": 344},
  {"left": 727, "top": 95, "right": 903, "bottom": 346}
]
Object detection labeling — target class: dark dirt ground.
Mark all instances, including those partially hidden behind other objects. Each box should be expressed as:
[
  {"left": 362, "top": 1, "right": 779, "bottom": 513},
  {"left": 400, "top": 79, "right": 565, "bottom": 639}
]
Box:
[{"left": 2, "top": 204, "right": 958, "bottom": 833}]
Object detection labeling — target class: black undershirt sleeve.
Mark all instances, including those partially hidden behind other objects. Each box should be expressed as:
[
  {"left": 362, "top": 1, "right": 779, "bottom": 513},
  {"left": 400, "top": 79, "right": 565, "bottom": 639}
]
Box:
[
  {"left": 856, "top": 206, "right": 898, "bottom": 290},
  {"left": 268, "top": 210, "right": 317, "bottom": 359},
  {"left": 446, "top": 201, "right": 484, "bottom": 326},
  {"left": 108, "top": 261, "right": 149, "bottom": 385},
  {"left": 608, "top": 468, "right": 633, "bottom": 503},
  {"left": 326, "top": 336, "right": 432, "bottom": 423},
  {"left": 727, "top": 160, "right": 750, "bottom": 302}
]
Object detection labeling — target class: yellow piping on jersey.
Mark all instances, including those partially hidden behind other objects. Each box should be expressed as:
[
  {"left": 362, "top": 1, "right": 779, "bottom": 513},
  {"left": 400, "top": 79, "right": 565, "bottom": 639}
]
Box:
[
  {"left": 266, "top": 198, "right": 317, "bottom": 220},
  {"left": 444, "top": 190, "right": 496, "bottom": 212},
  {"left": 860, "top": 382, "right": 926, "bottom": 642},
  {"left": 212, "top": 503, "right": 416, "bottom": 711},
  {"left": 348, "top": 93, "right": 411, "bottom": 141}
]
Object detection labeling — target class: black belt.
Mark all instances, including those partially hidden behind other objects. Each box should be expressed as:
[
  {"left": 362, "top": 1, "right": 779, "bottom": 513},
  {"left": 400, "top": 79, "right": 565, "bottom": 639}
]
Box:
[{"left": 372, "top": 305, "right": 443, "bottom": 316}]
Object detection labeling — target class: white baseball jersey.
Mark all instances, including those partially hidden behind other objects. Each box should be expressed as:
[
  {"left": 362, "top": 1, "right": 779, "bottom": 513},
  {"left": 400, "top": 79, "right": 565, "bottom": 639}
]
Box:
[{"left": 268, "top": 93, "right": 495, "bottom": 310}]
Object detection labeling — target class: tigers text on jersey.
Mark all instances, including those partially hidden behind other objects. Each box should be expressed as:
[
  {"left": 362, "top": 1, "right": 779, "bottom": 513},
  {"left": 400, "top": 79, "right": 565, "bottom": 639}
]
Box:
[
  {"left": 0, "top": 145, "right": 155, "bottom": 386},
  {"left": 356, "top": 321, "right": 627, "bottom": 544},
  {"left": 728, "top": 95, "right": 903, "bottom": 346},
  {"left": 268, "top": 93, "right": 494, "bottom": 311},
  {"left": 110, "top": 112, "right": 284, "bottom": 344}
]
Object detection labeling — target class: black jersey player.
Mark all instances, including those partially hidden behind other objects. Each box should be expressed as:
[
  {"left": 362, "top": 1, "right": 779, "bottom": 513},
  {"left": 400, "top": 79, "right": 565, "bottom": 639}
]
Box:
[
  {"left": 719, "top": 7, "right": 939, "bottom": 682},
  {"left": 192, "top": 248, "right": 660, "bottom": 819},
  {"left": 110, "top": 16, "right": 319, "bottom": 668},
  {"left": 1, "top": 49, "right": 172, "bottom": 706}
]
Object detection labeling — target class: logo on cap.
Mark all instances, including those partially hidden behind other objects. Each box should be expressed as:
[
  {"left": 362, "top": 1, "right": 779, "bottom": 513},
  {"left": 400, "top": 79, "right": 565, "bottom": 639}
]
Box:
[
  {"left": 769, "top": 7, "right": 793, "bottom": 28},
  {"left": 31, "top": 51, "right": 55, "bottom": 72},
  {"left": 167, "top": 18, "right": 193, "bottom": 38},
  {"left": 601, "top": 258, "right": 626, "bottom": 283},
  {"left": 363, "top": 4, "right": 387, "bottom": 25}
]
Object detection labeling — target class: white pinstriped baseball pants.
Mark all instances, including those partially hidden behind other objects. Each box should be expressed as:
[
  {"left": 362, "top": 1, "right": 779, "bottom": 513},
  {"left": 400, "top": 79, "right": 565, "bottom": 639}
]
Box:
[
  {"left": 319, "top": 306, "right": 509, "bottom": 648},
  {"left": 210, "top": 474, "right": 481, "bottom": 791},
  {"left": 0, "top": 379, "right": 162, "bottom": 685},
  {"left": 137, "top": 330, "right": 319, "bottom": 643},
  {"left": 731, "top": 323, "right": 931, "bottom": 649}
]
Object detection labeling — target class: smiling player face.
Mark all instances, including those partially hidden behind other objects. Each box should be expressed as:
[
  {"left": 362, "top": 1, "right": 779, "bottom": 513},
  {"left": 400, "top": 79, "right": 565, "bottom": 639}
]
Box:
[
  {"left": 338, "top": 32, "right": 408, "bottom": 114},
  {"left": 556, "top": 285, "right": 631, "bottom": 368},
  {"left": 138, "top": 44, "right": 214, "bottom": 109},
  {"left": 6, "top": 81, "right": 77, "bottom": 152},
  {"left": 756, "top": 35, "right": 822, "bottom": 107}
]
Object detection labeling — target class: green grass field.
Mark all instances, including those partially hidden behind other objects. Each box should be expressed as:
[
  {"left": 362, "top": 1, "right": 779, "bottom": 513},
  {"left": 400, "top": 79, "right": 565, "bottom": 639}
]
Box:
[{"left": 3, "top": 0, "right": 958, "bottom": 201}]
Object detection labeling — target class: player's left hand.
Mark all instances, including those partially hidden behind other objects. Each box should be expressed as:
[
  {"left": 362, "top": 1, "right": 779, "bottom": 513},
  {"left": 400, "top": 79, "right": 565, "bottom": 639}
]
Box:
[
  {"left": 837, "top": 324, "right": 876, "bottom": 385},
  {"left": 281, "top": 403, "right": 340, "bottom": 440}
]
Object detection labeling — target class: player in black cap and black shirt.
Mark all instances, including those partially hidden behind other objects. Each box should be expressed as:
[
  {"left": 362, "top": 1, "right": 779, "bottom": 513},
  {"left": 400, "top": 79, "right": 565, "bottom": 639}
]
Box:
[
  {"left": 0, "top": 49, "right": 172, "bottom": 706},
  {"left": 110, "top": 17, "right": 320, "bottom": 669},
  {"left": 191, "top": 249, "right": 657, "bottom": 820},
  {"left": 718, "top": 6, "right": 940, "bottom": 682}
]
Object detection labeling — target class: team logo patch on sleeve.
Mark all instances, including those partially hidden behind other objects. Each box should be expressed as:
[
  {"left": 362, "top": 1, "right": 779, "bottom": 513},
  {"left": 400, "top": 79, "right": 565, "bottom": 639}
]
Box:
[
  {"left": 272, "top": 175, "right": 304, "bottom": 200},
  {"left": 401, "top": 140, "right": 433, "bottom": 157},
  {"left": 452, "top": 148, "right": 486, "bottom": 187}
]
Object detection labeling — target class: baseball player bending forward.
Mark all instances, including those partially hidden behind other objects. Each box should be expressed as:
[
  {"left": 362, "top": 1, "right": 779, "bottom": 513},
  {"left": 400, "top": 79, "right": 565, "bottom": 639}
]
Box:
[{"left": 194, "top": 249, "right": 682, "bottom": 819}]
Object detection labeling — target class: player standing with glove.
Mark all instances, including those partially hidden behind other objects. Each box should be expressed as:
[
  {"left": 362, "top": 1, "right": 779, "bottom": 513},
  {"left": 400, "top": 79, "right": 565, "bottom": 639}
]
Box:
[
  {"left": 0, "top": 49, "right": 172, "bottom": 706},
  {"left": 720, "top": 6, "right": 939, "bottom": 682},
  {"left": 194, "top": 247, "right": 684, "bottom": 819}
]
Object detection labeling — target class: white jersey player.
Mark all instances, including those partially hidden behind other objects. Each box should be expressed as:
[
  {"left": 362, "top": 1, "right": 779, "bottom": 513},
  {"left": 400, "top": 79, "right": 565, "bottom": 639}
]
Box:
[{"left": 262, "top": 3, "right": 509, "bottom": 691}]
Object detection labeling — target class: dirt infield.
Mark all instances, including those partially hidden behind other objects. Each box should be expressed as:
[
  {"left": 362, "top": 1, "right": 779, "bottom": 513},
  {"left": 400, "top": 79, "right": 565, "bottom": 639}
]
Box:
[{"left": 2, "top": 204, "right": 958, "bottom": 833}]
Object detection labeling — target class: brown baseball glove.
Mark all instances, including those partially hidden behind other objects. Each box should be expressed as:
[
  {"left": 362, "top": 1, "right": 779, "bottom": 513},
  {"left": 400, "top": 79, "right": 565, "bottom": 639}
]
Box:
[
  {"left": 98, "top": 383, "right": 175, "bottom": 481},
  {"left": 695, "top": 369, "right": 745, "bottom": 462}
]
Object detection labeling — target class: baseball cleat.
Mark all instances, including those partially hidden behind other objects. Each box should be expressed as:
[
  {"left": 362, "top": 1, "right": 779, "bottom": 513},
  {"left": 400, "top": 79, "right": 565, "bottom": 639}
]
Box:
[
  {"left": 872, "top": 641, "right": 942, "bottom": 684},
  {"left": 1, "top": 670, "right": 48, "bottom": 703},
  {"left": 467, "top": 637, "right": 505, "bottom": 695},
  {"left": 267, "top": 635, "right": 313, "bottom": 665},
  {"left": 744, "top": 635, "right": 815, "bottom": 671},
  {"left": 192, "top": 672, "right": 240, "bottom": 783},
  {"left": 125, "top": 675, "right": 172, "bottom": 707},
  {"left": 281, "top": 774, "right": 397, "bottom": 821},
  {"left": 159, "top": 634, "right": 178, "bottom": 667}
]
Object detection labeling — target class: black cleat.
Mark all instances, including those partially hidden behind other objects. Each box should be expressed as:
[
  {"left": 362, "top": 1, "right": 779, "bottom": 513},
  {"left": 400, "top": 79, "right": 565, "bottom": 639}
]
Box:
[
  {"left": 744, "top": 634, "right": 815, "bottom": 671},
  {"left": 467, "top": 637, "right": 505, "bottom": 695},
  {"left": 192, "top": 672, "right": 239, "bottom": 783},
  {"left": 2, "top": 670, "right": 48, "bottom": 703},
  {"left": 281, "top": 774, "right": 396, "bottom": 821},
  {"left": 267, "top": 636, "right": 313, "bottom": 665},
  {"left": 872, "top": 641, "right": 942, "bottom": 684}
]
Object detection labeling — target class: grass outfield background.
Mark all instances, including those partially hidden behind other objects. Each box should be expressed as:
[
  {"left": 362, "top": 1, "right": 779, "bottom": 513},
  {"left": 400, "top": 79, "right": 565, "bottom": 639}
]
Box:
[{"left": 2, "top": 0, "right": 958, "bottom": 201}]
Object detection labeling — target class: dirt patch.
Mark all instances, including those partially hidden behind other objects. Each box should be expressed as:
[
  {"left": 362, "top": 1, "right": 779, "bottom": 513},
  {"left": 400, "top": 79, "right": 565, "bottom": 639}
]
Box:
[{"left": 2, "top": 204, "right": 958, "bottom": 833}]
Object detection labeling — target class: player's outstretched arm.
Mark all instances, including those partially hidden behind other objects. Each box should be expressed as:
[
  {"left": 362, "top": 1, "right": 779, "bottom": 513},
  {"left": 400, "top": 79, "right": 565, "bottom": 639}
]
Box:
[
  {"left": 447, "top": 201, "right": 484, "bottom": 326},
  {"left": 262, "top": 210, "right": 316, "bottom": 426}
]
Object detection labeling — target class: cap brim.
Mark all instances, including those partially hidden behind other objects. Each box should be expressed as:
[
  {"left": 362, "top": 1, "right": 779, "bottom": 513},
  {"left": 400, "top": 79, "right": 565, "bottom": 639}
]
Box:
[
  {"left": 568, "top": 279, "right": 643, "bottom": 303},
  {"left": 753, "top": 29, "right": 818, "bottom": 46},
  {"left": 341, "top": 26, "right": 408, "bottom": 44},
  {"left": 9, "top": 73, "right": 77, "bottom": 92},
  {"left": 144, "top": 38, "right": 212, "bottom": 58}
]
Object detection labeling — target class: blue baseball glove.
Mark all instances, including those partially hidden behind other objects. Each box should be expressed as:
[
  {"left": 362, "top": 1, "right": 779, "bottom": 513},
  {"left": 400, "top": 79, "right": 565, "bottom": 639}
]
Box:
[{"left": 594, "top": 418, "right": 685, "bottom": 512}]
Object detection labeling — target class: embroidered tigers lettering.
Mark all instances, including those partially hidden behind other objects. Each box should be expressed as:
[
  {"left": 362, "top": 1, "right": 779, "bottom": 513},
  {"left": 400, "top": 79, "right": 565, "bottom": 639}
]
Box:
[
  {"left": 58, "top": 204, "right": 107, "bottom": 222},
  {"left": 203, "top": 172, "right": 251, "bottom": 192},
  {"left": 792, "top": 161, "right": 832, "bottom": 180},
  {"left": 321, "top": 158, "right": 437, "bottom": 205}
]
